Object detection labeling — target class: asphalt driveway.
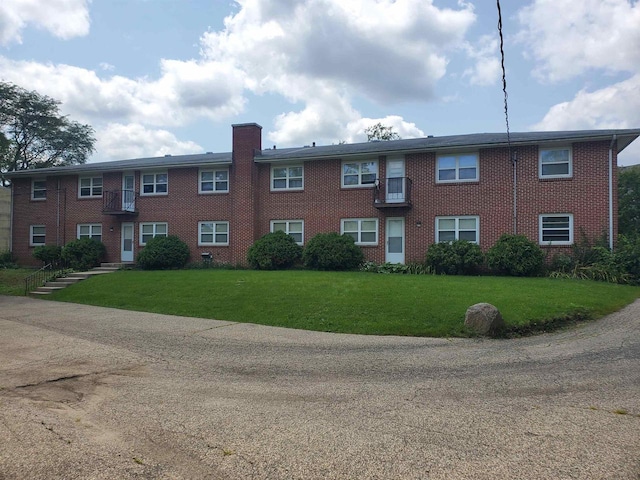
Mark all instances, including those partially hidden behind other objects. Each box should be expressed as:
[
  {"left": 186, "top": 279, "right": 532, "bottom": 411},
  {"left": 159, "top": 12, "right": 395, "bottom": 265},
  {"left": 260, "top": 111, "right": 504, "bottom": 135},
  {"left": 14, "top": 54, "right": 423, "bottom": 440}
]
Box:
[{"left": 0, "top": 295, "right": 638, "bottom": 479}]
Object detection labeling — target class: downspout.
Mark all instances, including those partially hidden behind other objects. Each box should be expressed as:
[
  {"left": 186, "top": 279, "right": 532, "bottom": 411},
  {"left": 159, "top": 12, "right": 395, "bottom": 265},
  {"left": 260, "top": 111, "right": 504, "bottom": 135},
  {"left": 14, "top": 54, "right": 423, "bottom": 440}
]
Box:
[
  {"left": 608, "top": 134, "right": 616, "bottom": 251},
  {"left": 57, "top": 179, "right": 61, "bottom": 245},
  {"left": 9, "top": 183, "right": 14, "bottom": 252}
]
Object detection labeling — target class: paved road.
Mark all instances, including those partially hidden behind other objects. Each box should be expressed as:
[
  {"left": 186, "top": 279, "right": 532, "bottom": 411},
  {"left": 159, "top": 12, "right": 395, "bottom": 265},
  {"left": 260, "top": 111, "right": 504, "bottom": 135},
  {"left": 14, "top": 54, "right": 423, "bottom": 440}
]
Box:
[{"left": 0, "top": 296, "right": 638, "bottom": 479}]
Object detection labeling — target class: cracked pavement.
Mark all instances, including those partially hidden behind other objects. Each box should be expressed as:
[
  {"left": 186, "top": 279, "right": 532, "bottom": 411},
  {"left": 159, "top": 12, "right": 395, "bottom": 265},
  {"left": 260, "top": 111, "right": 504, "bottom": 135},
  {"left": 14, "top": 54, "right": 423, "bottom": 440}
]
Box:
[{"left": 0, "top": 295, "right": 639, "bottom": 479}]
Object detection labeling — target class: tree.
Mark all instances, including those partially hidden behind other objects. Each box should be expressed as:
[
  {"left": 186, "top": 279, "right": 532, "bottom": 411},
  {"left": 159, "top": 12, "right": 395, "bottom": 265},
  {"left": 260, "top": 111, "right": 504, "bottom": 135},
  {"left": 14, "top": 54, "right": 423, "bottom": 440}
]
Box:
[
  {"left": 619, "top": 166, "right": 640, "bottom": 237},
  {"left": 0, "top": 82, "right": 96, "bottom": 185},
  {"left": 365, "top": 122, "right": 400, "bottom": 141}
]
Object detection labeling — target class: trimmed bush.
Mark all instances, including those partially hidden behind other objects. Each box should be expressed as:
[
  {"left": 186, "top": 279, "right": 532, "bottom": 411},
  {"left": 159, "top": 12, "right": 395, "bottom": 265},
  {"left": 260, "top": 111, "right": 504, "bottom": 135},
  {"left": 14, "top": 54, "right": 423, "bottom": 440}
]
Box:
[
  {"left": 33, "top": 245, "right": 63, "bottom": 265},
  {"left": 425, "top": 240, "right": 484, "bottom": 275},
  {"left": 247, "top": 230, "right": 302, "bottom": 270},
  {"left": 137, "top": 235, "right": 190, "bottom": 270},
  {"left": 62, "top": 238, "right": 106, "bottom": 271},
  {"left": 303, "top": 232, "right": 364, "bottom": 271},
  {"left": 486, "top": 234, "right": 544, "bottom": 277}
]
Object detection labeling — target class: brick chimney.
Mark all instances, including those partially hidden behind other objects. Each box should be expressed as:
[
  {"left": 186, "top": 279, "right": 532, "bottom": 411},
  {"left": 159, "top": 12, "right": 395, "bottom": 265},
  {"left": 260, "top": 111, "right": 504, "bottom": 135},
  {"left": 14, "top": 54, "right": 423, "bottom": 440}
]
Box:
[{"left": 230, "top": 123, "right": 262, "bottom": 265}]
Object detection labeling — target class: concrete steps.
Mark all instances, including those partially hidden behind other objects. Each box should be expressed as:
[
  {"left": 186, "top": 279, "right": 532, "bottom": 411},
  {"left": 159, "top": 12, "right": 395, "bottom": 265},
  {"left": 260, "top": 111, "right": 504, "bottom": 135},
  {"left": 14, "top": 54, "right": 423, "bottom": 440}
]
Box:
[{"left": 30, "top": 263, "right": 130, "bottom": 295}]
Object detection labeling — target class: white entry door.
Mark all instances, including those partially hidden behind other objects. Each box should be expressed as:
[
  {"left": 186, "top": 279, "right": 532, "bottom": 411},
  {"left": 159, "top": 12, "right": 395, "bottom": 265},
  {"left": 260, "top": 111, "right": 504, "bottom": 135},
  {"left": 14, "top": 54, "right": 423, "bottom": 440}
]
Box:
[
  {"left": 385, "top": 217, "right": 405, "bottom": 264},
  {"left": 121, "top": 223, "right": 134, "bottom": 262},
  {"left": 386, "top": 158, "right": 405, "bottom": 203},
  {"left": 122, "top": 173, "right": 135, "bottom": 212}
]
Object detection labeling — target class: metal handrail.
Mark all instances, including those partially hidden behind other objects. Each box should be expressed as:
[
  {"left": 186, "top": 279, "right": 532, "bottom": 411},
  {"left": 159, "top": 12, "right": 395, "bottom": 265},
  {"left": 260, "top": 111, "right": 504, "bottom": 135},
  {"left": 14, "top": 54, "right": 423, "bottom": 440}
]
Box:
[
  {"left": 103, "top": 190, "right": 137, "bottom": 213},
  {"left": 24, "top": 261, "right": 67, "bottom": 295}
]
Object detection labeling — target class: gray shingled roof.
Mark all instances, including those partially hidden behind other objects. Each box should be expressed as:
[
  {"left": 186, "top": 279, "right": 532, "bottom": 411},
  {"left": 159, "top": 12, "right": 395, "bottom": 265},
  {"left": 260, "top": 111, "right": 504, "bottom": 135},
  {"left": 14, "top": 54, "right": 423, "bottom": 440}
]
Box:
[
  {"left": 5, "top": 128, "right": 639, "bottom": 178},
  {"left": 255, "top": 129, "right": 640, "bottom": 162}
]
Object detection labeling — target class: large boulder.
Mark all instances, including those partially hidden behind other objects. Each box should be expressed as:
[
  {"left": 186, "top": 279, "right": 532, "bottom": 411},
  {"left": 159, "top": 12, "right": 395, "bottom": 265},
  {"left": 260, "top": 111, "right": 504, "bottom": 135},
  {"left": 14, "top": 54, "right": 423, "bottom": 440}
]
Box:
[{"left": 465, "top": 303, "right": 504, "bottom": 336}]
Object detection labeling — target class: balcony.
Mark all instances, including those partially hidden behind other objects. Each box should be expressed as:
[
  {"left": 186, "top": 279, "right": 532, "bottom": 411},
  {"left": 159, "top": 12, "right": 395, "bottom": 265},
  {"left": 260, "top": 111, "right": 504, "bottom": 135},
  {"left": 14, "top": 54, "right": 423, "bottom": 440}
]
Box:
[
  {"left": 103, "top": 190, "right": 139, "bottom": 216},
  {"left": 373, "top": 177, "right": 412, "bottom": 209}
]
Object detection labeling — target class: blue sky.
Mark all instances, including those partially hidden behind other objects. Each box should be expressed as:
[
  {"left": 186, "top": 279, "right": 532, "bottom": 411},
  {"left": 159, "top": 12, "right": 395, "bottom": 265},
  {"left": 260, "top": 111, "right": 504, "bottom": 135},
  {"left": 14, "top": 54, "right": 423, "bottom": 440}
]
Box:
[{"left": 1, "top": 0, "right": 639, "bottom": 165}]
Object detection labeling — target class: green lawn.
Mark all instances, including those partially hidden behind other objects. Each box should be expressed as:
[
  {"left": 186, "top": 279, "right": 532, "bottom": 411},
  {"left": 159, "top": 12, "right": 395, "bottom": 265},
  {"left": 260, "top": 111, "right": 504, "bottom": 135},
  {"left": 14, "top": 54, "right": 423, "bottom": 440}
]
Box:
[
  {"left": 0, "top": 268, "right": 36, "bottom": 296},
  {"left": 46, "top": 270, "right": 640, "bottom": 337}
]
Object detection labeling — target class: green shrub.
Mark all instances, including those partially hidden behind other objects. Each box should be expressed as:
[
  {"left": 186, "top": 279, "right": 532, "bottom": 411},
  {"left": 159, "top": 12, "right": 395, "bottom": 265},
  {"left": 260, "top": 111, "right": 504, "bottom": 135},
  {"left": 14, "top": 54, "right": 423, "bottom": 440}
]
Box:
[
  {"left": 137, "top": 235, "right": 190, "bottom": 270},
  {"left": 360, "top": 261, "right": 433, "bottom": 275},
  {"left": 62, "top": 238, "right": 106, "bottom": 271},
  {"left": 425, "top": 240, "right": 484, "bottom": 275},
  {"left": 247, "top": 231, "right": 302, "bottom": 270},
  {"left": 303, "top": 232, "right": 364, "bottom": 271},
  {"left": 486, "top": 234, "right": 544, "bottom": 277},
  {"left": 33, "top": 245, "right": 63, "bottom": 265},
  {"left": 615, "top": 234, "right": 640, "bottom": 285},
  {"left": 0, "top": 250, "right": 17, "bottom": 269}
]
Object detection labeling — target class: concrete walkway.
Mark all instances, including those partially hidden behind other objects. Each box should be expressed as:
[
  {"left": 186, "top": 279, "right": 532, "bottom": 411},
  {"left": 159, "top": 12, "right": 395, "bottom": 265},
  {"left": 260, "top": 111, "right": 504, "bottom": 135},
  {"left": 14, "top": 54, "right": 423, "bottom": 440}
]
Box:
[{"left": 0, "top": 295, "right": 639, "bottom": 479}]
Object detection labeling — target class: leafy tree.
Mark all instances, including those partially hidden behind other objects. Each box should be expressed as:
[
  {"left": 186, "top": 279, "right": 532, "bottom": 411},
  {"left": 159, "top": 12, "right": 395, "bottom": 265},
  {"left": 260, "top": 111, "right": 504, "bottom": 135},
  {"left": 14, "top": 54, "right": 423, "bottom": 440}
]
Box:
[
  {"left": 0, "top": 82, "right": 96, "bottom": 185},
  {"left": 365, "top": 122, "right": 400, "bottom": 142},
  {"left": 619, "top": 166, "right": 640, "bottom": 236}
]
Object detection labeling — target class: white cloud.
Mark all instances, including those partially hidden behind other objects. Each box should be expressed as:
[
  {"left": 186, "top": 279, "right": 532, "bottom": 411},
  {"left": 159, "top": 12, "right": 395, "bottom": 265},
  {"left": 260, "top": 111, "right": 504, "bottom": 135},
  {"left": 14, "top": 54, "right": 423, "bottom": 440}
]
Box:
[
  {"left": 462, "top": 35, "right": 501, "bottom": 86},
  {"left": 0, "top": 0, "right": 90, "bottom": 46},
  {"left": 94, "top": 123, "right": 203, "bottom": 162},
  {"left": 517, "top": 0, "right": 640, "bottom": 82}
]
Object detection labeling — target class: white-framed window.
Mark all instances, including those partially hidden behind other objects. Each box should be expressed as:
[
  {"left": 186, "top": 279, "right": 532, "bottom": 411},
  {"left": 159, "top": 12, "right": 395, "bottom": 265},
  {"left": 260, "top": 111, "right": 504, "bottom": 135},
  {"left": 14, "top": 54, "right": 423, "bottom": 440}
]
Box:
[
  {"left": 79, "top": 176, "right": 103, "bottom": 198},
  {"left": 436, "top": 154, "right": 479, "bottom": 183},
  {"left": 199, "top": 168, "right": 229, "bottom": 194},
  {"left": 539, "top": 147, "right": 572, "bottom": 179},
  {"left": 271, "top": 165, "right": 304, "bottom": 191},
  {"left": 31, "top": 179, "right": 47, "bottom": 200},
  {"left": 141, "top": 172, "right": 168, "bottom": 195},
  {"left": 539, "top": 214, "right": 573, "bottom": 245},
  {"left": 77, "top": 224, "right": 102, "bottom": 242},
  {"left": 271, "top": 220, "right": 304, "bottom": 245},
  {"left": 140, "top": 222, "right": 168, "bottom": 245},
  {"left": 198, "top": 221, "right": 229, "bottom": 246},
  {"left": 435, "top": 216, "right": 479, "bottom": 243},
  {"left": 342, "top": 160, "right": 378, "bottom": 188},
  {"left": 30, "top": 225, "right": 46, "bottom": 246},
  {"left": 341, "top": 218, "right": 378, "bottom": 245}
]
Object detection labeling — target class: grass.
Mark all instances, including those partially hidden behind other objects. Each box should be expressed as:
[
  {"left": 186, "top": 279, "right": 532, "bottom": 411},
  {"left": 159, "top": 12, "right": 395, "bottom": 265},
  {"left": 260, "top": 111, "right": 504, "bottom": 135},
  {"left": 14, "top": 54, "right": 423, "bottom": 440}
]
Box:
[
  {"left": 0, "top": 268, "right": 36, "bottom": 296},
  {"left": 45, "top": 270, "right": 640, "bottom": 337}
]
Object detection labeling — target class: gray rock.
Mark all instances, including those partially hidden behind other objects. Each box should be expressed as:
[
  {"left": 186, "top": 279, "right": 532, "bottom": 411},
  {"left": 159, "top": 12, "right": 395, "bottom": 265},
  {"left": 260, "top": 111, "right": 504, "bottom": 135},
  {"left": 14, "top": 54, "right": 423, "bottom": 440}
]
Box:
[{"left": 465, "top": 303, "right": 504, "bottom": 336}]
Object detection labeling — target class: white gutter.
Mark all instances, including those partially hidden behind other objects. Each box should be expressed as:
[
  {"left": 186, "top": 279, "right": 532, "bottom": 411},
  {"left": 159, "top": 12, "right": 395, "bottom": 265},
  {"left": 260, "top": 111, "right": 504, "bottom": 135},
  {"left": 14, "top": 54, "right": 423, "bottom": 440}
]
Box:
[{"left": 608, "top": 134, "right": 616, "bottom": 251}]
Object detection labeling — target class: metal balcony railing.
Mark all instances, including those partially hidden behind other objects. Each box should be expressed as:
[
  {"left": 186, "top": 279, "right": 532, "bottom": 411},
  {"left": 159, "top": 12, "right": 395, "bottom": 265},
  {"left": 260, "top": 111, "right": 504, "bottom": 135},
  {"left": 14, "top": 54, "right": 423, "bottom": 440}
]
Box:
[
  {"left": 373, "top": 177, "right": 412, "bottom": 208},
  {"left": 103, "top": 190, "right": 138, "bottom": 215}
]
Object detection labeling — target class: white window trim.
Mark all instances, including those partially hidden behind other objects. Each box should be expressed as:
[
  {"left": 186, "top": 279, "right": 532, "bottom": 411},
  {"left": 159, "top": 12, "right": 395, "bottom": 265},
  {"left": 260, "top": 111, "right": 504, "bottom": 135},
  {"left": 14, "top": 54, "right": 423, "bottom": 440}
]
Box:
[
  {"left": 539, "top": 146, "right": 573, "bottom": 179},
  {"left": 270, "top": 220, "right": 304, "bottom": 245},
  {"left": 198, "top": 221, "right": 229, "bottom": 246},
  {"left": 539, "top": 214, "right": 574, "bottom": 246},
  {"left": 435, "top": 216, "right": 480, "bottom": 244},
  {"left": 30, "top": 225, "right": 46, "bottom": 246},
  {"left": 270, "top": 164, "right": 304, "bottom": 191},
  {"left": 340, "top": 218, "right": 379, "bottom": 246},
  {"left": 341, "top": 160, "right": 378, "bottom": 188},
  {"left": 78, "top": 176, "right": 103, "bottom": 198},
  {"left": 31, "top": 179, "right": 47, "bottom": 201},
  {"left": 139, "top": 222, "right": 168, "bottom": 246},
  {"left": 141, "top": 171, "right": 168, "bottom": 196},
  {"left": 199, "top": 168, "right": 229, "bottom": 194},
  {"left": 77, "top": 223, "right": 102, "bottom": 241},
  {"left": 436, "top": 153, "right": 479, "bottom": 183}
]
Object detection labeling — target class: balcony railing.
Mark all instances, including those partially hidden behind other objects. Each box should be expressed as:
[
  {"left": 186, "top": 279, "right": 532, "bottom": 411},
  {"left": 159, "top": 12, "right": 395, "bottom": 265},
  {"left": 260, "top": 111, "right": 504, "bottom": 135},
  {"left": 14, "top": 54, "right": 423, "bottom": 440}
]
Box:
[
  {"left": 103, "top": 190, "right": 138, "bottom": 215},
  {"left": 373, "top": 177, "right": 412, "bottom": 209}
]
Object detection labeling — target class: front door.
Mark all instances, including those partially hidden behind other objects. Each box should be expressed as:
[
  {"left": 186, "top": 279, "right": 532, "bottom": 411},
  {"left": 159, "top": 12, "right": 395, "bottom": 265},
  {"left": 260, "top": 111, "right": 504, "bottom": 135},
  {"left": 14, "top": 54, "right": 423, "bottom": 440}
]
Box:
[
  {"left": 121, "top": 222, "right": 134, "bottom": 262},
  {"left": 122, "top": 173, "right": 135, "bottom": 212},
  {"left": 386, "top": 158, "right": 405, "bottom": 203},
  {"left": 385, "top": 217, "right": 405, "bottom": 264}
]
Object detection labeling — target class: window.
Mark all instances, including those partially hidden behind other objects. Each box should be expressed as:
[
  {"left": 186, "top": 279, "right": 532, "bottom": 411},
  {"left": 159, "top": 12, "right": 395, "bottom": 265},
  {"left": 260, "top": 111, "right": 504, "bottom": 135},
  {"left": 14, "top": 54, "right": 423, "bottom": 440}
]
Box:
[
  {"left": 271, "top": 220, "right": 304, "bottom": 245},
  {"left": 140, "top": 222, "right": 168, "bottom": 245},
  {"left": 341, "top": 218, "right": 378, "bottom": 245},
  {"left": 31, "top": 179, "right": 47, "bottom": 200},
  {"left": 142, "top": 172, "right": 168, "bottom": 195},
  {"left": 436, "top": 216, "right": 479, "bottom": 243},
  {"left": 342, "top": 160, "right": 377, "bottom": 188},
  {"left": 437, "top": 154, "right": 478, "bottom": 182},
  {"left": 79, "top": 176, "right": 103, "bottom": 197},
  {"left": 30, "top": 225, "right": 46, "bottom": 246},
  {"left": 271, "top": 165, "right": 303, "bottom": 191},
  {"left": 539, "top": 214, "right": 573, "bottom": 245},
  {"left": 539, "top": 147, "right": 572, "bottom": 178},
  {"left": 198, "top": 221, "right": 229, "bottom": 246},
  {"left": 77, "top": 224, "right": 102, "bottom": 242},
  {"left": 199, "top": 169, "right": 229, "bottom": 193}
]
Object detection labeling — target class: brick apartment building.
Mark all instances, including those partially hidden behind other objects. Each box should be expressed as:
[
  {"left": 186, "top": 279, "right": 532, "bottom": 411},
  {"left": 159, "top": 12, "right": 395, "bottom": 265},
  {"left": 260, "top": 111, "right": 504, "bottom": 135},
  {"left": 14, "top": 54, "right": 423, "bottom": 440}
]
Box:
[{"left": 6, "top": 123, "right": 640, "bottom": 267}]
